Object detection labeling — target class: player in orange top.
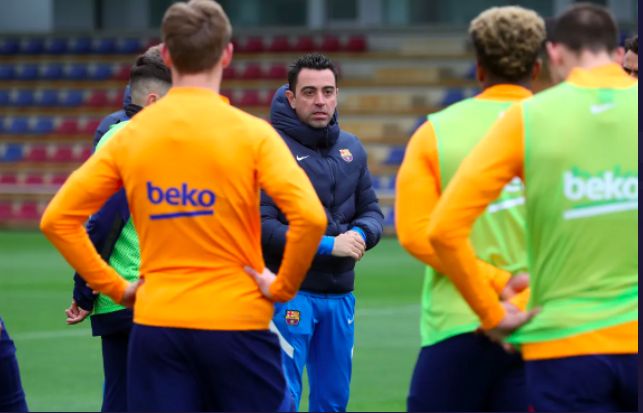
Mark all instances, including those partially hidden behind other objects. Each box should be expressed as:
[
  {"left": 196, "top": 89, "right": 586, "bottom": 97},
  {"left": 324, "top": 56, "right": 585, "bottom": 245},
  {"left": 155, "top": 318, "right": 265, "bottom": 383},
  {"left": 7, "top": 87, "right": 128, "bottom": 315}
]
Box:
[{"left": 39, "top": 0, "right": 326, "bottom": 411}]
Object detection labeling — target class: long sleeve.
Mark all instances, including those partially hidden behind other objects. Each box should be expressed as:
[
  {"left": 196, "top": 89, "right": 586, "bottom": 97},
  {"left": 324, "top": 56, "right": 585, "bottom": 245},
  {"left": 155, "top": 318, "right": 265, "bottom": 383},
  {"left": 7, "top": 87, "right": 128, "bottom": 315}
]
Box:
[
  {"left": 395, "top": 121, "right": 511, "bottom": 294},
  {"left": 428, "top": 103, "right": 525, "bottom": 329},
  {"left": 255, "top": 130, "right": 327, "bottom": 302},
  {"left": 41, "top": 136, "right": 129, "bottom": 303},
  {"left": 350, "top": 162, "right": 384, "bottom": 250}
]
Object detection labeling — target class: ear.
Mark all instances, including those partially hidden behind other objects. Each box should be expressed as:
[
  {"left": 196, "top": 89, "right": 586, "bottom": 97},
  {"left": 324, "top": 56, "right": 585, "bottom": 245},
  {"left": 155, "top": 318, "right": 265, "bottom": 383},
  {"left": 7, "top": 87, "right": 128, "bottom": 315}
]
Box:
[
  {"left": 475, "top": 61, "right": 485, "bottom": 84},
  {"left": 612, "top": 46, "right": 625, "bottom": 65},
  {"left": 545, "top": 41, "right": 559, "bottom": 65},
  {"left": 285, "top": 89, "right": 296, "bottom": 109},
  {"left": 220, "top": 42, "right": 234, "bottom": 68},
  {"left": 161, "top": 44, "right": 173, "bottom": 69},
  {"left": 145, "top": 93, "right": 160, "bottom": 107},
  {"left": 531, "top": 58, "right": 542, "bottom": 80}
]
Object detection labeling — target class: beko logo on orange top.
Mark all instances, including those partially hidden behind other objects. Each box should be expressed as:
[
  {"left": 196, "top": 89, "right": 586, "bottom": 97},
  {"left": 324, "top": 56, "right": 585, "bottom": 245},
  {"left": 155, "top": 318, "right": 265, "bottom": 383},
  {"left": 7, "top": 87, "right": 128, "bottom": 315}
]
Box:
[{"left": 146, "top": 181, "right": 216, "bottom": 220}]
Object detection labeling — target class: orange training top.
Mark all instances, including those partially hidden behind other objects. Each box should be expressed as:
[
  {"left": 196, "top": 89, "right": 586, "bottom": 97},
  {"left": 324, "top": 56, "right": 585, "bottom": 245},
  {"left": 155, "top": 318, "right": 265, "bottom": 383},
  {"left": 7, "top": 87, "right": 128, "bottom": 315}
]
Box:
[
  {"left": 428, "top": 64, "right": 637, "bottom": 359},
  {"left": 41, "top": 87, "right": 327, "bottom": 331},
  {"left": 396, "top": 85, "right": 532, "bottom": 298}
]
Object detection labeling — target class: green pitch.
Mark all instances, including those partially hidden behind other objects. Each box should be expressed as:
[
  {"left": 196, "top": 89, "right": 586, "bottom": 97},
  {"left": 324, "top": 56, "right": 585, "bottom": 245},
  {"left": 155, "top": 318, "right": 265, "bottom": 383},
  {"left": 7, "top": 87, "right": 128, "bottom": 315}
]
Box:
[{"left": 0, "top": 231, "right": 423, "bottom": 412}]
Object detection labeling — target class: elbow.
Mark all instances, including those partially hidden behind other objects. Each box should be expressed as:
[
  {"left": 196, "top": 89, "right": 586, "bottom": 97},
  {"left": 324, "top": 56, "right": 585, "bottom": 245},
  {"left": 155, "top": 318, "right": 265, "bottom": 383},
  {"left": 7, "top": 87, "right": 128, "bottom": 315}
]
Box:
[
  {"left": 427, "top": 223, "right": 447, "bottom": 253},
  {"left": 39, "top": 208, "right": 56, "bottom": 238}
]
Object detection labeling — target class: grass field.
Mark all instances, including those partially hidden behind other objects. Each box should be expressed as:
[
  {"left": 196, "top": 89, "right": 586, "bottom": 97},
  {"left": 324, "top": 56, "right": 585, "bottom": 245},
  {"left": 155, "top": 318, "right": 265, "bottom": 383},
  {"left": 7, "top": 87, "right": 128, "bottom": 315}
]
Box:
[{"left": 0, "top": 230, "right": 424, "bottom": 412}]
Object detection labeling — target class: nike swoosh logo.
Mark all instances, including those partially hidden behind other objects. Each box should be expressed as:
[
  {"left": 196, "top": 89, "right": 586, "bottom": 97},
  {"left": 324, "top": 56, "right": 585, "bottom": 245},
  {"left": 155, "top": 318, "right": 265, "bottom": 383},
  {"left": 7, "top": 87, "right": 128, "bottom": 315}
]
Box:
[
  {"left": 347, "top": 318, "right": 354, "bottom": 325},
  {"left": 590, "top": 103, "right": 614, "bottom": 115},
  {"left": 296, "top": 155, "right": 309, "bottom": 161}
]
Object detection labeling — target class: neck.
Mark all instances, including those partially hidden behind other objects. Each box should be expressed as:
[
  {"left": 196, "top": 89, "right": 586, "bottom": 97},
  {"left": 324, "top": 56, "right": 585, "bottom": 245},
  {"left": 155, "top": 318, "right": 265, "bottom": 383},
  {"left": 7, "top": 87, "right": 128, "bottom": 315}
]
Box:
[
  {"left": 569, "top": 50, "right": 615, "bottom": 70},
  {"left": 482, "top": 78, "right": 531, "bottom": 91},
  {"left": 171, "top": 65, "right": 222, "bottom": 94}
]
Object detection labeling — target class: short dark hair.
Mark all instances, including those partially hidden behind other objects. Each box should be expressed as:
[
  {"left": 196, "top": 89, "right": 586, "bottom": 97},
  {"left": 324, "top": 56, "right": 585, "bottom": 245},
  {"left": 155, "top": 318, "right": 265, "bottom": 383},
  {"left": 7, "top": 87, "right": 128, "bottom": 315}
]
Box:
[
  {"left": 162, "top": 0, "right": 232, "bottom": 74},
  {"left": 287, "top": 53, "right": 339, "bottom": 92},
  {"left": 129, "top": 45, "right": 172, "bottom": 87},
  {"left": 625, "top": 35, "right": 638, "bottom": 54},
  {"left": 548, "top": 3, "right": 618, "bottom": 53}
]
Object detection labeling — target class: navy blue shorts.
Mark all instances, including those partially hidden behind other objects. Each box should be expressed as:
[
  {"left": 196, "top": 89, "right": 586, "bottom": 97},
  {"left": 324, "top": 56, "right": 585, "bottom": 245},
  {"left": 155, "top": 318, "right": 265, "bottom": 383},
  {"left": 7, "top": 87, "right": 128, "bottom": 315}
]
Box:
[
  {"left": 0, "top": 318, "right": 28, "bottom": 412},
  {"left": 127, "top": 324, "right": 290, "bottom": 412},
  {"left": 100, "top": 330, "right": 130, "bottom": 412},
  {"left": 407, "top": 332, "right": 527, "bottom": 412},
  {"left": 526, "top": 354, "right": 638, "bottom": 412}
]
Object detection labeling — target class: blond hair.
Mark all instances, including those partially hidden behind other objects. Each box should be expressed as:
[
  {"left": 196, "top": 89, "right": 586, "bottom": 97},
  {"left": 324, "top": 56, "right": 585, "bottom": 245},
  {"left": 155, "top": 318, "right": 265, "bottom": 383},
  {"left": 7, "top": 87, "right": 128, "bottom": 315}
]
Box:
[
  {"left": 469, "top": 6, "right": 545, "bottom": 81},
  {"left": 161, "top": 0, "right": 232, "bottom": 74}
]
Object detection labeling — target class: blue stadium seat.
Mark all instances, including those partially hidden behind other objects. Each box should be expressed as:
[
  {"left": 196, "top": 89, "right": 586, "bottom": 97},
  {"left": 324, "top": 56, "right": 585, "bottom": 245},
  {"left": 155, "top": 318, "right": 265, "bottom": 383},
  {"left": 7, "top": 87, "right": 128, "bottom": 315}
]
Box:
[
  {"left": 0, "top": 143, "right": 24, "bottom": 162},
  {"left": 41, "top": 63, "right": 64, "bottom": 80},
  {"left": 117, "top": 38, "right": 142, "bottom": 54},
  {"left": 68, "top": 37, "right": 92, "bottom": 54},
  {"left": 89, "top": 63, "right": 113, "bottom": 80},
  {"left": 0, "top": 90, "right": 9, "bottom": 106},
  {"left": 384, "top": 207, "right": 395, "bottom": 227},
  {"left": 92, "top": 38, "right": 116, "bottom": 54},
  {"left": 20, "top": 38, "right": 44, "bottom": 54},
  {"left": 384, "top": 147, "right": 405, "bottom": 165},
  {"left": 0, "top": 65, "right": 14, "bottom": 80},
  {"left": 7, "top": 117, "right": 29, "bottom": 134},
  {"left": 44, "top": 38, "right": 68, "bottom": 54},
  {"left": 441, "top": 88, "right": 465, "bottom": 107},
  {"left": 0, "top": 38, "right": 19, "bottom": 55},
  {"left": 36, "top": 90, "right": 59, "bottom": 107},
  {"left": 16, "top": 64, "right": 39, "bottom": 81},
  {"left": 32, "top": 117, "right": 55, "bottom": 134},
  {"left": 64, "top": 64, "right": 88, "bottom": 80},
  {"left": 59, "top": 90, "right": 84, "bottom": 107},
  {"left": 11, "top": 90, "right": 35, "bottom": 107},
  {"left": 370, "top": 176, "right": 381, "bottom": 191}
]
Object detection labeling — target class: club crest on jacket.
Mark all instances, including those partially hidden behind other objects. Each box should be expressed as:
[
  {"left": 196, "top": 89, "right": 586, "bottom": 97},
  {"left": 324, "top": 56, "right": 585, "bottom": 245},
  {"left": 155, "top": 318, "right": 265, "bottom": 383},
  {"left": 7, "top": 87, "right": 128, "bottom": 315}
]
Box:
[{"left": 339, "top": 149, "right": 353, "bottom": 162}]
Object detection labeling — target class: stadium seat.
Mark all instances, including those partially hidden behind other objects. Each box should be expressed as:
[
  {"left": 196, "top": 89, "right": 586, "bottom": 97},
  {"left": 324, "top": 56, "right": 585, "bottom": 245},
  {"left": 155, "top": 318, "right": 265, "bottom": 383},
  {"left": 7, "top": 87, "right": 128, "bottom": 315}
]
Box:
[
  {"left": 384, "top": 147, "right": 405, "bottom": 165},
  {"left": 116, "top": 38, "right": 142, "bottom": 54},
  {"left": 32, "top": 117, "right": 55, "bottom": 134},
  {"left": 0, "top": 173, "right": 18, "bottom": 184},
  {"left": 239, "top": 90, "right": 261, "bottom": 106},
  {"left": 16, "top": 64, "right": 39, "bottom": 81},
  {"left": 0, "top": 143, "right": 23, "bottom": 161},
  {"left": 59, "top": 90, "right": 84, "bottom": 107},
  {"left": 222, "top": 66, "right": 237, "bottom": 79},
  {"left": 0, "top": 90, "right": 9, "bottom": 106},
  {"left": 20, "top": 38, "right": 44, "bottom": 54},
  {"left": 41, "top": 63, "right": 64, "bottom": 80},
  {"left": 25, "top": 174, "right": 44, "bottom": 185},
  {"left": 51, "top": 146, "right": 74, "bottom": 162},
  {"left": 239, "top": 36, "right": 264, "bottom": 53},
  {"left": 112, "top": 64, "right": 130, "bottom": 81},
  {"left": 16, "top": 202, "right": 39, "bottom": 220},
  {"left": 92, "top": 38, "right": 116, "bottom": 54},
  {"left": 51, "top": 174, "right": 67, "bottom": 185},
  {"left": 441, "top": 88, "right": 465, "bottom": 106},
  {"left": 55, "top": 118, "right": 80, "bottom": 135},
  {"left": 292, "top": 36, "right": 315, "bottom": 52},
  {"left": 0, "top": 65, "right": 15, "bottom": 80},
  {"left": 11, "top": 90, "right": 35, "bottom": 107},
  {"left": 64, "top": 64, "right": 89, "bottom": 80},
  {"left": 266, "top": 63, "right": 288, "bottom": 80},
  {"left": 7, "top": 118, "right": 29, "bottom": 134},
  {"left": 87, "top": 90, "right": 109, "bottom": 107},
  {"left": 220, "top": 89, "right": 233, "bottom": 102},
  {"left": 24, "top": 145, "right": 47, "bottom": 162},
  {"left": 320, "top": 35, "right": 341, "bottom": 52},
  {"left": 81, "top": 119, "right": 101, "bottom": 135},
  {"left": 0, "top": 38, "right": 19, "bottom": 55},
  {"left": 267, "top": 36, "right": 290, "bottom": 53},
  {"left": 36, "top": 89, "right": 59, "bottom": 107},
  {"left": 79, "top": 146, "right": 92, "bottom": 161},
  {"left": 68, "top": 37, "right": 92, "bottom": 54},
  {"left": 0, "top": 203, "right": 12, "bottom": 220},
  {"left": 344, "top": 35, "right": 367, "bottom": 52},
  {"left": 240, "top": 63, "right": 263, "bottom": 80},
  {"left": 89, "top": 63, "right": 113, "bottom": 80},
  {"left": 44, "top": 38, "right": 68, "bottom": 54}
]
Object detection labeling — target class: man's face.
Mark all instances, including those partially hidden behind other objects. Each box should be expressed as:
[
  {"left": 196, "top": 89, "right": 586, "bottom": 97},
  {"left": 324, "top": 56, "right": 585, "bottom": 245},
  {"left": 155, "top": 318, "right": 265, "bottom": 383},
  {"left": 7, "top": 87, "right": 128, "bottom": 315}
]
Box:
[
  {"left": 286, "top": 68, "right": 337, "bottom": 129},
  {"left": 623, "top": 50, "right": 638, "bottom": 78}
]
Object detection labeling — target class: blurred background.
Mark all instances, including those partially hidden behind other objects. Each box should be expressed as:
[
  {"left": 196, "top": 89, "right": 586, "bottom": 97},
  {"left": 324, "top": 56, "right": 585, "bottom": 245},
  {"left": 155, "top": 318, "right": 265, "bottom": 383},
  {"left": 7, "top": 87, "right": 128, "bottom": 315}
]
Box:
[{"left": 0, "top": 0, "right": 637, "bottom": 411}]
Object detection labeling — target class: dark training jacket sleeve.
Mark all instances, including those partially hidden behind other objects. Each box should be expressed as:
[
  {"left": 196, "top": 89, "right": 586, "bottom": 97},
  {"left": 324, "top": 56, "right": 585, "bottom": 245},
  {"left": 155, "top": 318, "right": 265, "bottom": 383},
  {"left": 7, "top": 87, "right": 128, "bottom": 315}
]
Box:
[{"left": 350, "top": 166, "right": 384, "bottom": 250}]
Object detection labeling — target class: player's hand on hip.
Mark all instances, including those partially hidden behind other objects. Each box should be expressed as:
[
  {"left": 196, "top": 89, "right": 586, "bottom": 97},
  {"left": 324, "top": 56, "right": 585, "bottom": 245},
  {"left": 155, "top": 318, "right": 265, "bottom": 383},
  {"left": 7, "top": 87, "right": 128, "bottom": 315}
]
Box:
[
  {"left": 119, "top": 279, "right": 144, "bottom": 309},
  {"left": 500, "top": 272, "right": 529, "bottom": 300},
  {"left": 244, "top": 266, "right": 276, "bottom": 300},
  {"left": 483, "top": 301, "right": 539, "bottom": 350},
  {"left": 332, "top": 232, "right": 366, "bottom": 260},
  {"left": 65, "top": 300, "right": 90, "bottom": 325}
]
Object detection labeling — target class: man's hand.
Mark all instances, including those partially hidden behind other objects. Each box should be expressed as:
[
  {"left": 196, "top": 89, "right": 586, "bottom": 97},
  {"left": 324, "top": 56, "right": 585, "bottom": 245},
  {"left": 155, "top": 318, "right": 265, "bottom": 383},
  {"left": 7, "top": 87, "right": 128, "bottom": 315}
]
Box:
[
  {"left": 65, "top": 300, "right": 91, "bottom": 325},
  {"left": 500, "top": 272, "right": 529, "bottom": 300},
  {"left": 332, "top": 231, "right": 366, "bottom": 260},
  {"left": 119, "top": 279, "right": 144, "bottom": 309},
  {"left": 483, "top": 301, "right": 539, "bottom": 347},
  {"left": 244, "top": 266, "right": 276, "bottom": 300}
]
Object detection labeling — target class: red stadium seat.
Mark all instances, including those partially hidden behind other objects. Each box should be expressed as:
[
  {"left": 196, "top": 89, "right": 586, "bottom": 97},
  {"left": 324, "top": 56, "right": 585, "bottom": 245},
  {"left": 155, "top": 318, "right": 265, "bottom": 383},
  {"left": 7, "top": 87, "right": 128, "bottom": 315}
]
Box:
[
  {"left": 0, "top": 202, "right": 12, "bottom": 220},
  {"left": 0, "top": 173, "right": 17, "bottom": 184},
  {"left": 87, "top": 90, "right": 109, "bottom": 107},
  {"left": 238, "top": 36, "right": 264, "bottom": 53},
  {"left": 16, "top": 202, "right": 39, "bottom": 220},
  {"left": 239, "top": 90, "right": 261, "bottom": 106},
  {"left": 267, "top": 36, "right": 290, "bottom": 53},
  {"left": 240, "top": 63, "right": 263, "bottom": 80},
  {"left": 25, "top": 174, "right": 44, "bottom": 185},
  {"left": 24, "top": 145, "right": 47, "bottom": 162},
  {"left": 266, "top": 63, "right": 288, "bottom": 80},
  {"left": 292, "top": 36, "right": 316, "bottom": 52},
  {"left": 320, "top": 35, "right": 341, "bottom": 52},
  {"left": 81, "top": 119, "right": 101, "bottom": 135},
  {"left": 51, "top": 146, "right": 74, "bottom": 162},
  {"left": 51, "top": 174, "right": 67, "bottom": 185},
  {"left": 112, "top": 64, "right": 130, "bottom": 81},
  {"left": 78, "top": 145, "right": 92, "bottom": 161},
  {"left": 344, "top": 35, "right": 367, "bottom": 52},
  {"left": 56, "top": 118, "right": 79, "bottom": 135},
  {"left": 222, "top": 66, "right": 237, "bottom": 79}
]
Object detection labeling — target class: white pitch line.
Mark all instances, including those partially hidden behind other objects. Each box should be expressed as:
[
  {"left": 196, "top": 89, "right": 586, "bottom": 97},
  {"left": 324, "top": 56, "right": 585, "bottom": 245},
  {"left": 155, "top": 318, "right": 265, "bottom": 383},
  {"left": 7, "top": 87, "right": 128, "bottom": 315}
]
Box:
[{"left": 11, "top": 328, "right": 91, "bottom": 341}]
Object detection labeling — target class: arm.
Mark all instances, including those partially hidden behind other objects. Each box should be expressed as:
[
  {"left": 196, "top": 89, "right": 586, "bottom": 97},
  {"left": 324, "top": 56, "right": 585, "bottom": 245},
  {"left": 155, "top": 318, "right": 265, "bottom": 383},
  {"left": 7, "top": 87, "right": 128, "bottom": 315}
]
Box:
[
  {"left": 350, "top": 163, "right": 384, "bottom": 250},
  {"left": 428, "top": 104, "right": 526, "bottom": 329},
  {"left": 41, "top": 135, "right": 130, "bottom": 303},
  {"left": 395, "top": 122, "right": 511, "bottom": 294},
  {"left": 256, "top": 127, "right": 327, "bottom": 302}
]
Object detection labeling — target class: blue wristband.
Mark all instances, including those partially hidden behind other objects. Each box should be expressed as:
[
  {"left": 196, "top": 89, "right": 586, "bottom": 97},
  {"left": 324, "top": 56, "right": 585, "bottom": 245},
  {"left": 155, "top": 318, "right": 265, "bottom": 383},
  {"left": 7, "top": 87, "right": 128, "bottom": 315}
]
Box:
[{"left": 317, "top": 235, "right": 335, "bottom": 255}]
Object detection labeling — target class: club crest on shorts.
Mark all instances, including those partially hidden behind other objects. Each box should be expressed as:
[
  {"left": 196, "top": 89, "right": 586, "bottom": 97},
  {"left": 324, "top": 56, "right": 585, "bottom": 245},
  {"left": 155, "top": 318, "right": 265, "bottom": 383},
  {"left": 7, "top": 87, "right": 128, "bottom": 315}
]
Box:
[
  {"left": 339, "top": 149, "right": 353, "bottom": 162},
  {"left": 285, "top": 310, "right": 300, "bottom": 326}
]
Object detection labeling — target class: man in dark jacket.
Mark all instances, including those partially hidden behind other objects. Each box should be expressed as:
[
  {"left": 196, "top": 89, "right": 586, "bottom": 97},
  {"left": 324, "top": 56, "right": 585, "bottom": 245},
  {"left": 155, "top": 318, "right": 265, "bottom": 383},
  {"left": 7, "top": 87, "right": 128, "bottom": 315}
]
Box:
[{"left": 262, "top": 53, "right": 383, "bottom": 412}]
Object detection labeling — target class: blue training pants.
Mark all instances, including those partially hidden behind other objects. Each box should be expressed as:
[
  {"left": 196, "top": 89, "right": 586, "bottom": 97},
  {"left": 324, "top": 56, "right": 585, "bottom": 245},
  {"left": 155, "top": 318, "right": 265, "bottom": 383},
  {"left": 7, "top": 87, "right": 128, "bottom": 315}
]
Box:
[
  {"left": 272, "top": 291, "right": 355, "bottom": 412},
  {"left": 0, "top": 318, "right": 28, "bottom": 412}
]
